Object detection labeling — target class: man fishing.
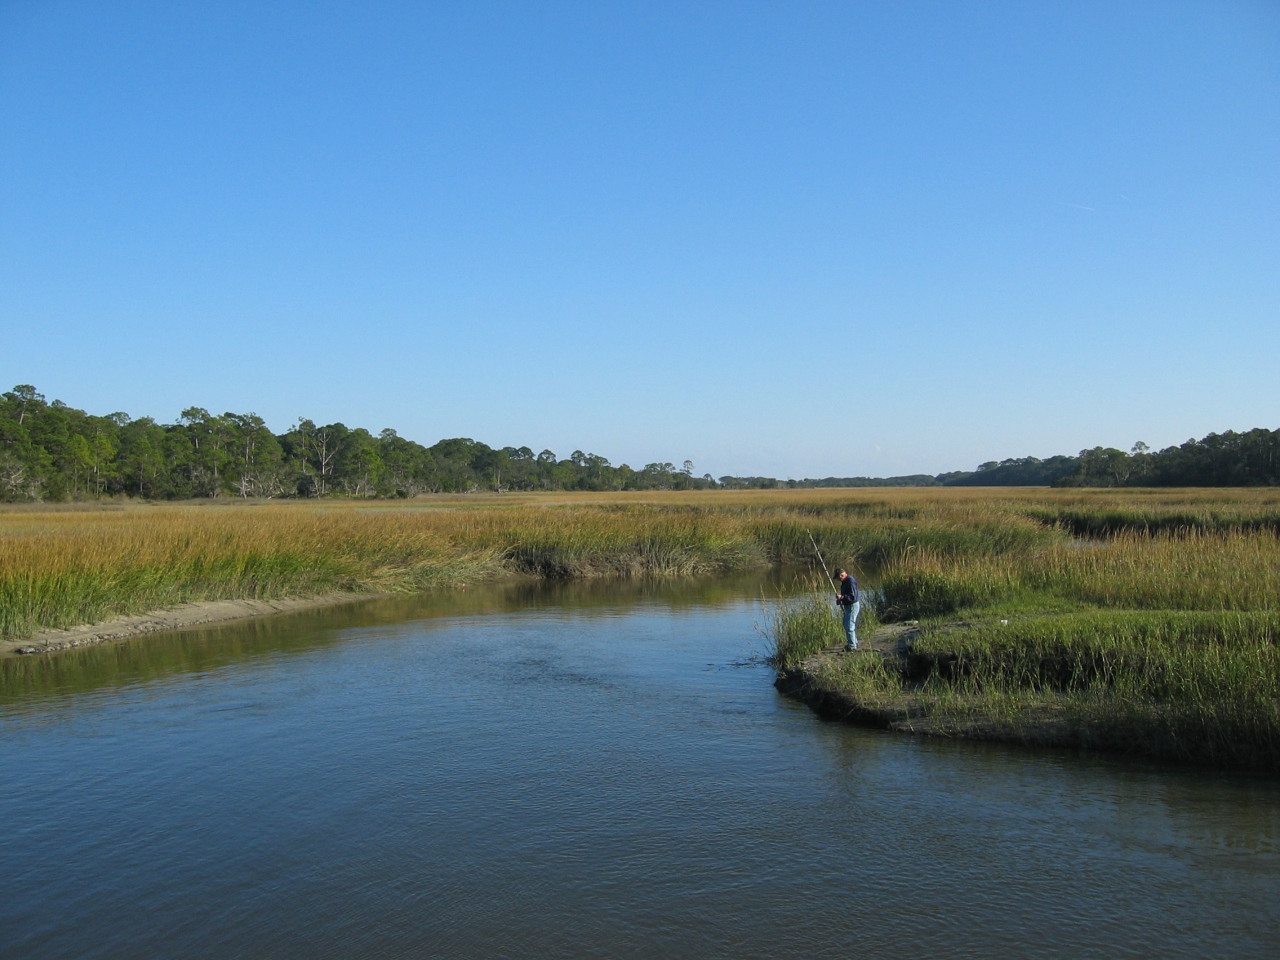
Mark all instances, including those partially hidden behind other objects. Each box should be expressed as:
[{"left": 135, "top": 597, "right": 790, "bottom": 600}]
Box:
[{"left": 835, "top": 568, "right": 860, "bottom": 651}]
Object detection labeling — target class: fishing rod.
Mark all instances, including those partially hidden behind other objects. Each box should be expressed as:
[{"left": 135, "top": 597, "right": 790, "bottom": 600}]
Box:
[{"left": 807, "top": 529, "right": 838, "bottom": 595}]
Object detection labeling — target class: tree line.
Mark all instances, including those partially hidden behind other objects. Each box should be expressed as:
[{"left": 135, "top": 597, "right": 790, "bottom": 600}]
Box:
[
  {"left": 1, "top": 384, "right": 1275, "bottom": 501},
  {"left": 0, "top": 385, "right": 717, "bottom": 501},
  {"left": 800, "top": 430, "right": 1280, "bottom": 489},
  {"left": 1050, "top": 430, "right": 1280, "bottom": 487}
]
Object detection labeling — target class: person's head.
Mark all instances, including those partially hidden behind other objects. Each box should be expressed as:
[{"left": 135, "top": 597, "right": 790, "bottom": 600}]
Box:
[{"left": 835, "top": 568, "right": 847, "bottom": 579}]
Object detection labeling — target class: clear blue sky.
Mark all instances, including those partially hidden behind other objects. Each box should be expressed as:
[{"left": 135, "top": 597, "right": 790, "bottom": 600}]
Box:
[{"left": 2, "top": 1, "right": 1277, "bottom": 478}]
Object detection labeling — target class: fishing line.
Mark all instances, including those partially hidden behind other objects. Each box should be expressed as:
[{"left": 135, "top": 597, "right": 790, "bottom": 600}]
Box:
[{"left": 807, "top": 529, "right": 837, "bottom": 595}]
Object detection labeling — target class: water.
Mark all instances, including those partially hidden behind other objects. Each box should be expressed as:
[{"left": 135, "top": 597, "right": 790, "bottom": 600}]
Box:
[{"left": 2, "top": 575, "right": 1277, "bottom": 959}]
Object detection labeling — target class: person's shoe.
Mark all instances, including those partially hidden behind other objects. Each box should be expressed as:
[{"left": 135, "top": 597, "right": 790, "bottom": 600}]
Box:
[{"left": 846, "top": 643, "right": 858, "bottom": 652}]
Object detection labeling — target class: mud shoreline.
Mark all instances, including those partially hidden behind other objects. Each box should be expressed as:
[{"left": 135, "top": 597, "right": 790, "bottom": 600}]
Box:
[{"left": 2, "top": 593, "right": 383, "bottom": 658}]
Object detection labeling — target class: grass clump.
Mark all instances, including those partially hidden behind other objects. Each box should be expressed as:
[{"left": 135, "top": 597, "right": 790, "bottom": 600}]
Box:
[{"left": 767, "top": 593, "right": 843, "bottom": 668}]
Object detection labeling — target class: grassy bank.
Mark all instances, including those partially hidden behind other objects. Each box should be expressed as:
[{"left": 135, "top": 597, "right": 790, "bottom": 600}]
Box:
[
  {"left": 765, "top": 491, "right": 1280, "bottom": 771},
  {"left": 0, "top": 500, "right": 765, "bottom": 638}
]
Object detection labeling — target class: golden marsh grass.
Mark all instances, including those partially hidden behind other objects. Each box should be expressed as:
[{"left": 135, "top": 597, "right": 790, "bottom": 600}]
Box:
[{"left": 5, "top": 487, "right": 1280, "bottom": 666}]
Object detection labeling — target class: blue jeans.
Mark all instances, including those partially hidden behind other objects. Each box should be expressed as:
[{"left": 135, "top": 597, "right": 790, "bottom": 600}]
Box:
[{"left": 842, "top": 601, "right": 861, "bottom": 650}]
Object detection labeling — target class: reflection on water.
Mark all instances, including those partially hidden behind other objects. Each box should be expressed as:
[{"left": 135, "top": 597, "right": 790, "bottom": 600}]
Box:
[
  {"left": 0, "top": 570, "right": 799, "bottom": 706},
  {"left": 1, "top": 572, "right": 1276, "bottom": 960}
]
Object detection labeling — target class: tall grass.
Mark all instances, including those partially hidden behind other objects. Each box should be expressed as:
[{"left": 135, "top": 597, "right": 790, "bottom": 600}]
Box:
[
  {"left": 0, "top": 508, "right": 499, "bottom": 637},
  {"left": 878, "top": 531, "right": 1280, "bottom": 617},
  {"left": 0, "top": 500, "right": 810, "bottom": 638},
  {"left": 766, "top": 593, "right": 843, "bottom": 668},
  {"left": 774, "top": 605, "right": 1280, "bottom": 769}
]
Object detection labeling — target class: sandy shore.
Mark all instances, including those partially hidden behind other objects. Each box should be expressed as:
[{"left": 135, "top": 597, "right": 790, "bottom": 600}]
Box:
[{"left": 3, "top": 593, "right": 381, "bottom": 658}]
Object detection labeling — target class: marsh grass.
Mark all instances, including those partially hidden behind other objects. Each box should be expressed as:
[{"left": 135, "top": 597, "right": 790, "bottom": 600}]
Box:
[
  {"left": 0, "top": 508, "right": 501, "bottom": 637},
  {"left": 0, "top": 500, "right": 793, "bottom": 637},
  {"left": 878, "top": 531, "right": 1280, "bottom": 617},
  {"left": 776, "top": 605, "right": 1280, "bottom": 768},
  {"left": 766, "top": 590, "right": 843, "bottom": 668}
]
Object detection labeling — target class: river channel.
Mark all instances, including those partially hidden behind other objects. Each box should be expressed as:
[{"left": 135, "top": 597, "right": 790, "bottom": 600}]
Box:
[{"left": 2, "top": 574, "right": 1277, "bottom": 959}]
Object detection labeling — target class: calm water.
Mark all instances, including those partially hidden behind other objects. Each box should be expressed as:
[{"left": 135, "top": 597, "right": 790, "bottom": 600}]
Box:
[{"left": 2, "top": 575, "right": 1277, "bottom": 959}]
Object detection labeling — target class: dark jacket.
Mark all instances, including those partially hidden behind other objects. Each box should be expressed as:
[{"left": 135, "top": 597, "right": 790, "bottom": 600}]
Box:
[{"left": 838, "top": 575, "right": 859, "bottom": 606}]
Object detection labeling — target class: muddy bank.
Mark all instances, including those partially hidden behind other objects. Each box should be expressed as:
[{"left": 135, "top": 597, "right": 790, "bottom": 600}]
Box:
[{"left": 2, "top": 594, "right": 383, "bottom": 658}]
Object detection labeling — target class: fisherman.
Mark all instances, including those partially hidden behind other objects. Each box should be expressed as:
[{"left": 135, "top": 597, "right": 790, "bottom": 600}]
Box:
[{"left": 835, "top": 568, "right": 860, "bottom": 651}]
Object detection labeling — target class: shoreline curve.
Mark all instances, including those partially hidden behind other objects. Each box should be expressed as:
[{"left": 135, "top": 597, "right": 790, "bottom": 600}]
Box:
[{"left": 3, "top": 593, "right": 384, "bottom": 658}]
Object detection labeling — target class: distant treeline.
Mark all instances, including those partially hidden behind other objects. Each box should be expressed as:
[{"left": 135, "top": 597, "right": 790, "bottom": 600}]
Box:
[
  {"left": 754, "top": 432, "right": 1280, "bottom": 490},
  {"left": 722, "top": 474, "right": 942, "bottom": 489},
  {"left": 1, "top": 384, "right": 1276, "bottom": 501},
  {"left": 1049, "top": 432, "right": 1280, "bottom": 487}
]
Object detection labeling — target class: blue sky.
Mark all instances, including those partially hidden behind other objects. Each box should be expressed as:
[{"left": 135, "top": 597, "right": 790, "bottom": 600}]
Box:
[{"left": 2, "top": 1, "right": 1277, "bottom": 478}]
